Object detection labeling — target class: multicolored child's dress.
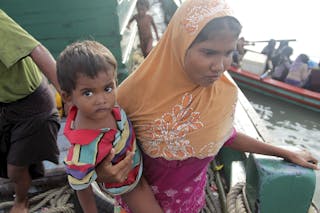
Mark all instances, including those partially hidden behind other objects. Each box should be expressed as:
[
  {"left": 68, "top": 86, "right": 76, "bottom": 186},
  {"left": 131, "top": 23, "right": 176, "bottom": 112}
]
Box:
[{"left": 64, "top": 106, "right": 142, "bottom": 195}]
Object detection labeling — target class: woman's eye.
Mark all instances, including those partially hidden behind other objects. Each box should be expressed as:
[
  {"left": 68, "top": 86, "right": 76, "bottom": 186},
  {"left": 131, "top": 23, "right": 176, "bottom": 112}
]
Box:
[
  {"left": 105, "top": 87, "right": 113, "bottom": 93},
  {"left": 204, "top": 50, "right": 214, "bottom": 55},
  {"left": 83, "top": 91, "right": 93, "bottom": 97}
]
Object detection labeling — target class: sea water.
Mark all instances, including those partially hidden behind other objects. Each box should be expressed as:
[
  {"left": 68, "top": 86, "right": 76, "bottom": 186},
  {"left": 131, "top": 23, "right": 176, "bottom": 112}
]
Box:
[{"left": 240, "top": 87, "right": 320, "bottom": 161}]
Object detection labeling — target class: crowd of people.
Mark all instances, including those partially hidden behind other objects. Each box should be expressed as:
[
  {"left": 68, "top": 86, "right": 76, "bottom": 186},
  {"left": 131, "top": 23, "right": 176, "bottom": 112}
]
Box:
[
  {"left": 1, "top": 0, "right": 319, "bottom": 213},
  {"left": 233, "top": 37, "right": 320, "bottom": 92}
]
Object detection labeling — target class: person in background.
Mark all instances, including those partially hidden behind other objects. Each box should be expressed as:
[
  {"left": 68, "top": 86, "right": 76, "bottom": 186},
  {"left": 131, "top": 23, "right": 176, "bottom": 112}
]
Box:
[
  {"left": 0, "top": 9, "right": 60, "bottom": 213},
  {"left": 127, "top": 0, "right": 160, "bottom": 58},
  {"left": 261, "top": 39, "right": 276, "bottom": 71},
  {"left": 285, "top": 53, "right": 310, "bottom": 87},
  {"left": 275, "top": 41, "right": 289, "bottom": 53},
  {"left": 158, "top": 0, "right": 178, "bottom": 25},
  {"left": 57, "top": 40, "right": 162, "bottom": 213},
  {"left": 271, "top": 46, "right": 293, "bottom": 81},
  {"left": 303, "top": 60, "right": 320, "bottom": 92},
  {"left": 307, "top": 68, "right": 320, "bottom": 92},
  {"left": 271, "top": 40, "right": 291, "bottom": 68},
  {"left": 232, "top": 37, "right": 250, "bottom": 67},
  {"left": 96, "top": 0, "right": 319, "bottom": 212}
]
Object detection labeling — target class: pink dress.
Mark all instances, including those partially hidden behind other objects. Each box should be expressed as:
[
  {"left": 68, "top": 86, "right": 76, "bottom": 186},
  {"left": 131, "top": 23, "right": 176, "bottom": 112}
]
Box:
[{"left": 116, "top": 130, "right": 236, "bottom": 213}]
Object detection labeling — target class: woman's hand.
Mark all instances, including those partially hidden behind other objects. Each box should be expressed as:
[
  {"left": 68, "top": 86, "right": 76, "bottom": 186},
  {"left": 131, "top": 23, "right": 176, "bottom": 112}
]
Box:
[
  {"left": 96, "top": 149, "right": 134, "bottom": 183},
  {"left": 286, "top": 149, "right": 319, "bottom": 170}
]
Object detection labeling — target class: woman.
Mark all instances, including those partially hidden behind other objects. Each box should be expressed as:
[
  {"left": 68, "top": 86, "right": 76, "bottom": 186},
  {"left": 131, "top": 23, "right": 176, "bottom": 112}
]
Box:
[
  {"left": 271, "top": 46, "right": 293, "bottom": 81},
  {"left": 285, "top": 54, "right": 310, "bottom": 87},
  {"left": 98, "top": 0, "right": 318, "bottom": 212}
]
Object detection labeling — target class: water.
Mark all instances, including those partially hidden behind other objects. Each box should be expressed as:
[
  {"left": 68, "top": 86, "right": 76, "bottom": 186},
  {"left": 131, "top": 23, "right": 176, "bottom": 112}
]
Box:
[
  {"left": 225, "top": 0, "right": 320, "bottom": 161},
  {"left": 240, "top": 86, "right": 320, "bottom": 161}
]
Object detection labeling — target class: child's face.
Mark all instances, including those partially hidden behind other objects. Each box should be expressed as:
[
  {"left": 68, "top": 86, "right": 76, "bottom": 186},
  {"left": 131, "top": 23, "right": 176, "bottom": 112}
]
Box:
[
  {"left": 184, "top": 28, "right": 237, "bottom": 87},
  {"left": 137, "top": 4, "right": 147, "bottom": 15},
  {"left": 68, "top": 69, "right": 116, "bottom": 121}
]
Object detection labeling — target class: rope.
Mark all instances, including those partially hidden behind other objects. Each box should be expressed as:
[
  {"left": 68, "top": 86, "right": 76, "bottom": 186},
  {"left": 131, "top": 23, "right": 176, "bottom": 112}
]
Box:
[
  {"left": 211, "top": 160, "right": 227, "bottom": 213},
  {"left": 226, "top": 182, "right": 251, "bottom": 213},
  {"left": 0, "top": 185, "right": 74, "bottom": 213}
]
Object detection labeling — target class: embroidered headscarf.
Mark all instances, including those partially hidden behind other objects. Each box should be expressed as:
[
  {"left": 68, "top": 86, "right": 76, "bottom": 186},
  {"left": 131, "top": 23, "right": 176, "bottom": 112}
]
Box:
[{"left": 117, "top": 0, "right": 238, "bottom": 160}]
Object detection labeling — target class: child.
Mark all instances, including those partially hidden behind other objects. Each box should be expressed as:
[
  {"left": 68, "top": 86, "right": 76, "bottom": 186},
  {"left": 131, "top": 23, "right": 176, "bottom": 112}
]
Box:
[
  {"left": 56, "top": 40, "right": 162, "bottom": 213},
  {"left": 127, "top": 0, "right": 160, "bottom": 57}
]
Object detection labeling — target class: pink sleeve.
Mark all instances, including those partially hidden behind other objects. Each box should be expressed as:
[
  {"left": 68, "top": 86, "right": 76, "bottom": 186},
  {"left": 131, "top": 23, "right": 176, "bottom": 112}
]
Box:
[{"left": 223, "top": 127, "right": 237, "bottom": 146}]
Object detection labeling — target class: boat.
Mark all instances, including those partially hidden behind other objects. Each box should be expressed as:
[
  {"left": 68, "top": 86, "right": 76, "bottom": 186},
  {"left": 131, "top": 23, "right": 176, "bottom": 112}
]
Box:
[
  {"left": 0, "top": 1, "right": 319, "bottom": 212},
  {"left": 228, "top": 51, "right": 320, "bottom": 112},
  {"left": 1, "top": 79, "right": 318, "bottom": 213}
]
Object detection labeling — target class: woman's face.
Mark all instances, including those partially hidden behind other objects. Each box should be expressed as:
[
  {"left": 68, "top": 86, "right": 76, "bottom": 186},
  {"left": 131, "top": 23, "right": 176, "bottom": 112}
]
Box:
[{"left": 184, "top": 28, "right": 237, "bottom": 87}]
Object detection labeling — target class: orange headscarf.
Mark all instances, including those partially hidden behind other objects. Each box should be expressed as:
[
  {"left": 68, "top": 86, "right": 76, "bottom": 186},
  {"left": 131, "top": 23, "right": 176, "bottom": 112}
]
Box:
[{"left": 117, "top": 0, "right": 238, "bottom": 160}]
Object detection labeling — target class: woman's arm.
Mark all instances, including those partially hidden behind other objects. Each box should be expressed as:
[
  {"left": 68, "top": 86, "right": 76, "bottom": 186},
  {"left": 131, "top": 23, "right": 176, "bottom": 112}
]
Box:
[
  {"left": 227, "top": 132, "right": 319, "bottom": 169},
  {"left": 127, "top": 15, "right": 136, "bottom": 30},
  {"left": 96, "top": 149, "right": 134, "bottom": 183}
]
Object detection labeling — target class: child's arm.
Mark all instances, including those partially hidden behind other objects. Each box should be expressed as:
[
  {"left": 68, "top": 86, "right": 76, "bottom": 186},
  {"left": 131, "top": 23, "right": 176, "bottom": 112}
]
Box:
[
  {"left": 77, "top": 186, "right": 98, "bottom": 213},
  {"left": 127, "top": 15, "right": 137, "bottom": 30},
  {"left": 121, "top": 176, "right": 163, "bottom": 213},
  {"left": 150, "top": 16, "right": 159, "bottom": 41}
]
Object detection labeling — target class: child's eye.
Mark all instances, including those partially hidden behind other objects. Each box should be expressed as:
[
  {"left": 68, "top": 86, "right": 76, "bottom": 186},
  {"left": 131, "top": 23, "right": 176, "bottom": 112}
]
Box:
[
  {"left": 83, "top": 91, "right": 93, "bottom": 97},
  {"left": 105, "top": 87, "right": 113, "bottom": 93}
]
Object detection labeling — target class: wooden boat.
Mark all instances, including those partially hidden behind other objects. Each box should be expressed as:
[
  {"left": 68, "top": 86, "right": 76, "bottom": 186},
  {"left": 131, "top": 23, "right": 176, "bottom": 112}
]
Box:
[
  {"left": 0, "top": 1, "right": 318, "bottom": 213},
  {"left": 1, "top": 81, "right": 318, "bottom": 213},
  {"left": 228, "top": 51, "right": 320, "bottom": 112},
  {"left": 2, "top": 81, "right": 318, "bottom": 213}
]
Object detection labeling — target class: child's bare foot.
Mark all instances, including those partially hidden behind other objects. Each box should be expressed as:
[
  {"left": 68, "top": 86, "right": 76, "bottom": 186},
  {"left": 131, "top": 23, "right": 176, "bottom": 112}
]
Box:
[{"left": 10, "top": 200, "right": 28, "bottom": 213}]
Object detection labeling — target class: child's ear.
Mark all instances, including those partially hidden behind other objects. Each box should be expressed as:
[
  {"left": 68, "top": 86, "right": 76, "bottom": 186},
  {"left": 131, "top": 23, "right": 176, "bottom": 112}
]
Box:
[
  {"left": 61, "top": 91, "right": 72, "bottom": 103},
  {"left": 61, "top": 91, "right": 73, "bottom": 116}
]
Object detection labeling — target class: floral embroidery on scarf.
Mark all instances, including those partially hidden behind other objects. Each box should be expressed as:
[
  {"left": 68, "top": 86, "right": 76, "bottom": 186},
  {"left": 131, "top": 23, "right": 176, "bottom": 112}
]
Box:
[
  {"left": 198, "top": 140, "right": 227, "bottom": 158},
  {"left": 181, "top": 0, "right": 233, "bottom": 34},
  {"left": 145, "top": 93, "right": 204, "bottom": 159}
]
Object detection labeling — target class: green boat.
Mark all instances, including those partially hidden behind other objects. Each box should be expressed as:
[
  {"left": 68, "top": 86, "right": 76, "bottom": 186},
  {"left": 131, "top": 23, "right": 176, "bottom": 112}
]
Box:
[{"left": 0, "top": 1, "right": 318, "bottom": 212}]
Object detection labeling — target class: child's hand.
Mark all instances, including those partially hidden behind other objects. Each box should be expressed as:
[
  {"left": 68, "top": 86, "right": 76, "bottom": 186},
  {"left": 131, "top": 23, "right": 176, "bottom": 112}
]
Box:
[
  {"left": 96, "top": 149, "right": 134, "bottom": 183},
  {"left": 286, "top": 149, "right": 319, "bottom": 170}
]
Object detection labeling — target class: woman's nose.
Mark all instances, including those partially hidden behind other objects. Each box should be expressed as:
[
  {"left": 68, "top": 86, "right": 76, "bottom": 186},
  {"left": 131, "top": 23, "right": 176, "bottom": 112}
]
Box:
[{"left": 210, "top": 57, "right": 225, "bottom": 72}]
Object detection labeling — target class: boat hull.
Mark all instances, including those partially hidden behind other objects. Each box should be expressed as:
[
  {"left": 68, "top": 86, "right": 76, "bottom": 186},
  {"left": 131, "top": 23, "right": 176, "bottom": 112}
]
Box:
[{"left": 228, "top": 66, "right": 320, "bottom": 112}]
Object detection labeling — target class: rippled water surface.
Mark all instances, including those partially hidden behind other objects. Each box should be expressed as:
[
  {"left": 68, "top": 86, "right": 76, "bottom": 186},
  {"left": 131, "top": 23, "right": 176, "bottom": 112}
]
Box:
[{"left": 240, "top": 87, "right": 320, "bottom": 160}]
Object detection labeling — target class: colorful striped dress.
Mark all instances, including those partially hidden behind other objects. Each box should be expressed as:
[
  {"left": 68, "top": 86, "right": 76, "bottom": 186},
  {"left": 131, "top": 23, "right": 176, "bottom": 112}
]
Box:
[{"left": 64, "top": 106, "right": 142, "bottom": 195}]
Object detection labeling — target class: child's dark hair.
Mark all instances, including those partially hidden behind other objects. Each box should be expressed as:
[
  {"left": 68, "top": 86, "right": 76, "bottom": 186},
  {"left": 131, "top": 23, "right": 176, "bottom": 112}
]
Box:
[
  {"left": 57, "top": 40, "right": 117, "bottom": 94},
  {"left": 190, "top": 16, "right": 242, "bottom": 47},
  {"left": 137, "top": 0, "right": 150, "bottom": 10}
]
